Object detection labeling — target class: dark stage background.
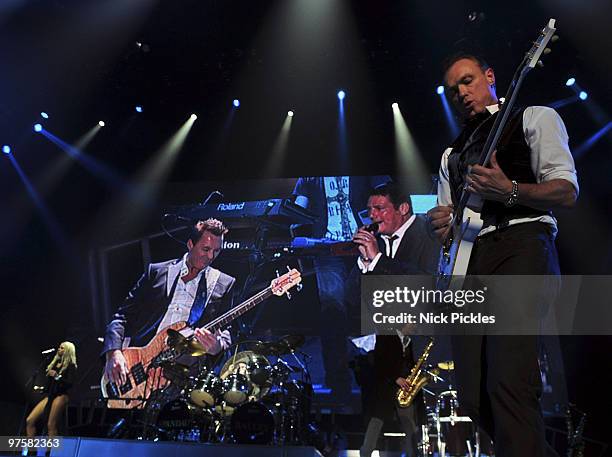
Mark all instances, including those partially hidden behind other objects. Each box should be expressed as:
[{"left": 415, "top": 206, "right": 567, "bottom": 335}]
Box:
[{"left": 0, "top": 0, "right": 611, "bottom": 450}]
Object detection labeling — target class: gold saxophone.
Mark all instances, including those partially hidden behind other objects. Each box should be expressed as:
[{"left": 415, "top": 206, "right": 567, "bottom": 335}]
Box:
[{"left": 397, "top": 337, "right": 436, "bottom": 408}]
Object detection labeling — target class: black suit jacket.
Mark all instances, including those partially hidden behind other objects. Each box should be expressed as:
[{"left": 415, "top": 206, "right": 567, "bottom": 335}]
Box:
[
  {"left": 371, "top": 215, "right": 440, "bottom": 276},
  {"left": 103, "top": 259, "right": 235, "bottom": 354}
]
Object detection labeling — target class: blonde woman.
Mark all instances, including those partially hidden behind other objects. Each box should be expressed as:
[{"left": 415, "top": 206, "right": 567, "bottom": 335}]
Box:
[{"left": 26, "top": 342, "right": 77, "bottom": 437}]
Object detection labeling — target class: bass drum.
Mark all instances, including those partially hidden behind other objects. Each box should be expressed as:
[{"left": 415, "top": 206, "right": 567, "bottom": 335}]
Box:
[
  {"left": 156, "top": 399, "right": 216, "bottom": 442},
  {"left": 230, "top": 401, "right": 275, "bottom": 445}
]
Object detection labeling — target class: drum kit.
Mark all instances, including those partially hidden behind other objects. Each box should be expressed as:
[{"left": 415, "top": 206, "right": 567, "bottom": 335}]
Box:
[
  {"left": 419, "top": 360, "right": 494, "bottom": 457},
  {"left": 150, "top": 334, "right": 312, "bottom": 445}
]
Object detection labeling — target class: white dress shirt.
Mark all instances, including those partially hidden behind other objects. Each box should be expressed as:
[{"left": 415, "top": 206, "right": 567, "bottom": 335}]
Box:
[
  {"left": 156, "top": 255, "right": 231, "bottom": 353},
  {"left": 157, "top": 254, "right": 208, "bottom": 333},
  {"left": 437, "top": 105, "right": 579, "bottom": 237}
]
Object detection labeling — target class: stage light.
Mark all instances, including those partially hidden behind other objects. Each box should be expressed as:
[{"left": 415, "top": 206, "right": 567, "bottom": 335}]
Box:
[
  {"left": 391, "top": 102, "right": 399, "bottom": 110},
  {"left": 40, "top": 112, "right": 49, "bottom": 119},
  {"left": 98, "top": 121, "right": 105, "bottom": 127},
  {"left": 287, "top": 110, "right": 294, "bottom": 117},
  {"left": 190, "top": 114, "right": 198, "bottom": 120},
  {"left": 565, "top": 77, "right": 576, "bottom": 87},
  {"left": 2, "top": 145, "right": 10, "bottom": 154},
  {"left": 337, "top": 90, "right": 346, "bottom": 101},
  {"left": 436, "top": 86, "right": 445, "bottom": 95},
  {"left": 579, "top": 91, "right": 588, "bottom": 101},
  {"left": 233, "top": 99, "right": 240, "bottom": 108},
  {"left": 34, "top": 123, "right": 42, "bottom": 132},
  {"left": 135, "top": 106, "right": 143, "bottom": 113}
]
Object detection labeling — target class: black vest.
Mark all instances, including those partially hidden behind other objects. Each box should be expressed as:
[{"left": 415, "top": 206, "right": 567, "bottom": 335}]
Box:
[{"left": 447, "top": 108, "right": 550, "bottom": 229}]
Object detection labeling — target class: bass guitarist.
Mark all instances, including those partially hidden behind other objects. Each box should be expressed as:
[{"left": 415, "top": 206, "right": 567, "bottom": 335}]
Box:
[
  {"left": 102, "top": 218, "right": 235, "bottom": 395},
  {"left": 427, "top": 54, "right": 578, "bottom": 457}
]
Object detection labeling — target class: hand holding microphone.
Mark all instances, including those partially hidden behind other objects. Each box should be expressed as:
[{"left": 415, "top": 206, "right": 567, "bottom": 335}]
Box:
[{"left": 352, "top": 222, "right": 380, "bottom": 262}]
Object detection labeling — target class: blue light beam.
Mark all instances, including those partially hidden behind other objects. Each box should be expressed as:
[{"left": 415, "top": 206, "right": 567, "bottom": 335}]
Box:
[{"left": 573, "top": 121, "right": 612, "bottom": 159}]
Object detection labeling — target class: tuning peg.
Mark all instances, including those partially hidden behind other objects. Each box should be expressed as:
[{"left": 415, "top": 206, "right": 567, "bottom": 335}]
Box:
[
  {"left": 551, "top": 34, "right": 559, "bottom": 43},
  {"left": 275, "top": 269, "right": 280, "bottom": 278},
  {"left": 537, "top": 60, "right": 544, "bottom": 68},
  {"left": 296, "top": 283, "right": 303, "bottom": 292},
  {"left": 543, "top": 48, "right": 552, "bottom": 55},
  {"left": 286, "top": 291, "right": 292, "bottom": 300}
]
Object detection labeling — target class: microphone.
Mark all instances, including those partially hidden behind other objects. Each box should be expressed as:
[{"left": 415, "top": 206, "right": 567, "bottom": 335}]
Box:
[
  {"left": 41, "top": 348, "right": 56, "bottom": 355},
  {"left": 364, "top": 221, "right": 380, "bottom": 234},
  {"left": 201, "top": 190, "right": 224, "bottom": 206},
  {"left": 322, "top": 222, "right": 379, "bottom": 256},
  {"left": 162, "top": 214, "right": 193, "bottom": 222},
  {"left": 339, "top": 221, "right": 379, "bottom": 252}
]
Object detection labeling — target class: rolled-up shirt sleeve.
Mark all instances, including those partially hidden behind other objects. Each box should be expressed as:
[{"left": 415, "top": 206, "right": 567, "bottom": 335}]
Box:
[{"left": 523, "top": 106, "right": 579, "bottom": 195}]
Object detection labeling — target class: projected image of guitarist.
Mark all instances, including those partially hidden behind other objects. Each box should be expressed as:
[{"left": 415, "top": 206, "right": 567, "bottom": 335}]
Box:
[
  {"left": 102, "top": 219, "right": 235, "bottom": 405},
  {"left": 426, "top": 47, "right": 578, "bottom": 457}
]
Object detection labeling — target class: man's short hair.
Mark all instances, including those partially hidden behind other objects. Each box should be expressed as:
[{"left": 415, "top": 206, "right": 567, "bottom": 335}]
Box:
[
  {"left": 442, "top": 52, "right": 491, "bottom": 77},
  {"left": 370, "top": 183, "right": 412, "bottom": 213},
  {"left": 188, "top": 218, "right": 228, "bottom": 245}
]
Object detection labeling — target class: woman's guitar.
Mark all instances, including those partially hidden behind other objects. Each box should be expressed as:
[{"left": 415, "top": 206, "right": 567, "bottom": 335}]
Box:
[
  {"left": 100, "top": 268, "right": 301, "bottom": 409},
  {"left": 437, "top": 19, "right": 557, "bottom": 291}
]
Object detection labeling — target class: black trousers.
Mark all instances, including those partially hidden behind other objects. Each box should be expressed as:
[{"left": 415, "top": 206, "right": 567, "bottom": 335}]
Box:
[{"left": 452, "top": 222, "right": 559, "bottom": 457}]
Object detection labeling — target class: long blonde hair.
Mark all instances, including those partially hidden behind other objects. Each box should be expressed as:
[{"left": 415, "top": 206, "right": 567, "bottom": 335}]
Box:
[{"left": 46, "top": 341, "right": 77, "bottom": 376}]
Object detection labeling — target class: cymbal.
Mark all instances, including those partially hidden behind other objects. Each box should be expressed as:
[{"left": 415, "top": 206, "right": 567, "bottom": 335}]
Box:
[
  {"left": 187, "top": 340, "right": 208, "bottom": 357},
  {"left": 160, "top": 361, "right": 190, "bottom": 376},
  {"left": 166, "top": 329, "right": 208, "bottom": 356},
  {"left": 166, "top": 329, "right": 188, "bottom": 351},
  {"left": 280, "top": 334, "right": 305, "bottom": 350},
  {"left": 438, "top": 360, "right": 455, "bottom": 371},
  {"left": 252, "top": 335, "right": 305, "bottom": 356}
]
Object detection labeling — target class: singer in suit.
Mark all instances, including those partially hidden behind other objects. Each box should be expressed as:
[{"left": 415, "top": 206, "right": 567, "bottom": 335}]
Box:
[
  {"left": 353, "top": 183, "right": 439, "bottom": 457},
  {"left": 293, "top": 175, "right": 391, "bottom": 404},
  {"left": 102, "top": 218, "right": 235, "bottom": 389}
]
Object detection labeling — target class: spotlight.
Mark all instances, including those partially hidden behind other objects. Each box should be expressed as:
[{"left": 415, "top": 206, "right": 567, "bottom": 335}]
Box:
[
  {"left": 34, "top": 123, "right": 42, "bottom": 132},
  {"left": 233, "top": 99, "right": 240, "bottom": 108},
  {"left": 468, "top": 11, "right": 485, "bottom": 23},
  {"left": 135, "top": 42, "right": 150, "bottom": 53},
  {"left": 337, "top": 90, "right": 346, "bottom": 101},
  {"left": 391, "top": 102, "right": 399, "bottom": 110},
  {"left": 190, "top": 114, "right": 198, "bottom": 120},
  {"left": 135, "top": 106, "right": 143, "bottom": 113},
  {"left": 98, "top": 121, "right": 105, "bottom": 127},
  {"left": 40, "top": 112, "right": 49, "bottom": 119},
  {"left": 2, "top": 145, "right": 10, "bottom": 154},
  {"left": 436, "top": 85, "right": 445, "bottom": 95},
  {"left": 579, "top": 91, "right": 588, "bottom": 100},
  {"left": 288, "top": 110, "right": 294, "bottom": 117},
  {"left": 565, "top": 77, "right": 576, "bottom": 87}
]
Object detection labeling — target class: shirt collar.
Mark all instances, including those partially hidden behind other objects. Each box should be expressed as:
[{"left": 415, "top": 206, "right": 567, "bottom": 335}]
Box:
[
  {"left": 485, "top": 97, "right": 504, "bottom": 115},
  {"left": 180, "top": 253, "right": 208, "bottom": 279},
  {"left": 381, "top": 214, "right": 416, "bottom": 244},
  {"left": 169, "top": 253, "right": 208, "bottom": 283}
]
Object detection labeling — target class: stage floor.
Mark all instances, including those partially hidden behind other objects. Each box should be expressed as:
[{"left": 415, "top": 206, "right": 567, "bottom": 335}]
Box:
[{"left": 1, "top": 438, "right": 323, "bottom": 457}]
